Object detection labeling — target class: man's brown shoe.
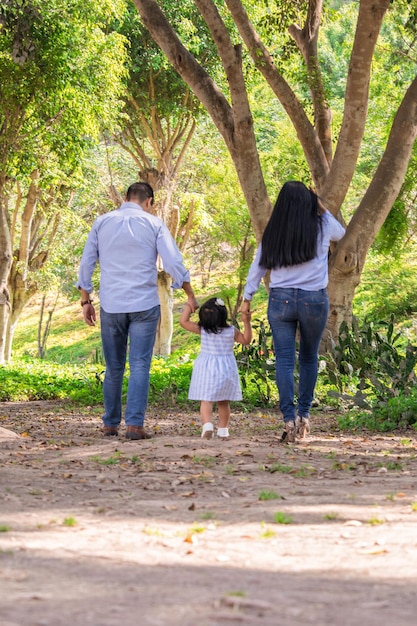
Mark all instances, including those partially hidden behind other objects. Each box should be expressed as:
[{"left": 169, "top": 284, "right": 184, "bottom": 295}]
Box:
[
  {"left": 126, "top": 426, "right": 151, "bottom": 440},
  {"left": 102, "top": 426, "right": 118, "bottom": 437}
]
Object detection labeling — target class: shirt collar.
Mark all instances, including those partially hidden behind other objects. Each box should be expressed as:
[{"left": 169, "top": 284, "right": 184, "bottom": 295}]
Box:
[{"left": 119, "top": 201, "right": 144, "bottom": 211}]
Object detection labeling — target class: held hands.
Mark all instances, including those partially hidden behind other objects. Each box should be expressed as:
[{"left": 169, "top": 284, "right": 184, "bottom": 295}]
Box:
[
  {"left": 240, "top": 299, "right": 251, "bottom": 316},
  {"left": 187, "top": 294, "right": 199, "bottom": 313}
]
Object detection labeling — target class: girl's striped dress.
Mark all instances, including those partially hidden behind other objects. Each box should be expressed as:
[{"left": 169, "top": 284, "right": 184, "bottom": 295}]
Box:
[{"left": 188, "top": 326, "right": 242, "bottom": 401}]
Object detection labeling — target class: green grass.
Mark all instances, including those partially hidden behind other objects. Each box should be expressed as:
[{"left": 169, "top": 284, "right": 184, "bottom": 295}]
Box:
[
  {"left": 268, "top": 463, "right": 292, "bottom": 474},
  {"left": 13, "top": 298, "right": 102, "bottom": 362},
  {"left": 7, "top": 290, "right": 417, "bottom": 434},
  {"left": 192, "top": 455, "right": 217, "bottom": 467},
  {"left": 259, "top": 522, "right": 276, "bottom": 538},
  {"left": 273, "top": 511, "right": 293, "bottom": 524},
  {"left": 200, "top": 511, "right": 215, "bottom": 520},
  {"left": 3, "top": 290, "right": 269, "bottom": 407},
  {"left": 323, "top": 512, "right": 339, "bottom": 520},
  {"left": 378, "top": 461, "right": 403, "bottom": 471},
  {"left": 258, "top": 490, "right": 283, "bottom": 501},
  {"left": 5, "top": 290, "right": 277, "bottom": 408},
  {"left": 90, "top": 451, "right": 122, "bottom": 465}
]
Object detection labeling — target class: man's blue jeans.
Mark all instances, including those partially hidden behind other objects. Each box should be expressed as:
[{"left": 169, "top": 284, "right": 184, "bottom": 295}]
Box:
[
  {"left": 267, "top": 288, "right": 329, "bottom": 423},
  {"left": 100, "top": 306, "right": 160, "bottom": 428}
]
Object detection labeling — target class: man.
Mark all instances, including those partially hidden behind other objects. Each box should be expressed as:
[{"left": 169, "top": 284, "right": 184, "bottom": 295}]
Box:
[{"left": 77, "top": 182, "right": 198, "bottom": 440}]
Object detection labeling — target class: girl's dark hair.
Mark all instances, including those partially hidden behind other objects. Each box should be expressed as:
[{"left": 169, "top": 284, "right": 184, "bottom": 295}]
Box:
[
  {"left": 259, "top": 181, "right": 323, "bottom": 269},
  {"left": 198, "top": 298, "right": 228, "bottom": 333}
]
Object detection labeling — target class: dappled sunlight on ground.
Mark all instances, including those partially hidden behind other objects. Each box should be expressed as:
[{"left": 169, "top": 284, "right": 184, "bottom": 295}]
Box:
[{"left": 1, "top": 401, "right": 417, "bottom": 625}]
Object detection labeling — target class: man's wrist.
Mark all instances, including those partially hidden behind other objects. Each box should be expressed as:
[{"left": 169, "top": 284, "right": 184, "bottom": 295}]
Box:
[{"left": 81, "top": 299, "right": 93, "bottom": 307}]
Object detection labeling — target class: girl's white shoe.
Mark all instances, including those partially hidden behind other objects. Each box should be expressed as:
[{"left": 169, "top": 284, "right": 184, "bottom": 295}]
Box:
[
  {"left": 201, "top": 422, "right": 214, "bottom": 439},
  {"left": 217, "top": 427, "right": 229, "bottom": 438}
]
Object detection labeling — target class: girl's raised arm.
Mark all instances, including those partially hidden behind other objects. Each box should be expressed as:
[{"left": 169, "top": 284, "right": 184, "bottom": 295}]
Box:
[
  {"left": 234, "top": 311, "right": 252, "bottom": 346},
  {"left": 179, "top": 303, "right": 201, "bottom": 335}
]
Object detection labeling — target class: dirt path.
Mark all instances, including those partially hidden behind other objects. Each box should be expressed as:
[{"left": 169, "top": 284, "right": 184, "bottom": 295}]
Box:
[{"left": 1, "top": 401, "right": 417, "bottom": 626}]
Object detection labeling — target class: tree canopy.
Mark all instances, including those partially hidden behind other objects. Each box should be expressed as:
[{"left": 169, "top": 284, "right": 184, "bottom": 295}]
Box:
[
  {"left": 132, "top": 0, "right": 417, "bottom": 339},
  {"left": 1, "top": 0, "right": 417, "bottom": 363},
  {"left": 0, "top": 0, "right": 128, "bottom": 362}
]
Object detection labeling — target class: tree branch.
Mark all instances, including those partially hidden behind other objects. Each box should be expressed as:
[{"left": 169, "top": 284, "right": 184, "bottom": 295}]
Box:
[
  {"left": 132, "top": 0, "right": 234, "bottom": 144},
  {"left": 224, "top": 0, "right": 329, "bottom": 187},
  {"left": 288, "top": 0, "right": 332, "bottom": 165},
  {"left": 331, "top": 73, "right": 417, "bottom": 277},
  {"left": 322, "top": 0, "right": 391, "bottom": 210}
]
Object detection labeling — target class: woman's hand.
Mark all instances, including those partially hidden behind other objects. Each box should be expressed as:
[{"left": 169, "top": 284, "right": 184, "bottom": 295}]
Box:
[{"left": 240, "top": 299, "right": 251, "bottom": 315}]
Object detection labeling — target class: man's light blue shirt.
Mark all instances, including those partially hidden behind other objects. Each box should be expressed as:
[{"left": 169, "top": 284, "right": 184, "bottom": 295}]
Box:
[
  {"left": 244, "top": 211, "right": 346, "bottom": 300},
  {"left": 77, "top": 202, "right": 190, "bottom": 313}
]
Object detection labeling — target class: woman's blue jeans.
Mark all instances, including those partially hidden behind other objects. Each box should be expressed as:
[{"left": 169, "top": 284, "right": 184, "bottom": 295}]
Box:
[
  {"left": 100, "top": 306, "right": 160, "bottom": 428},
  {"left": 267, "top": 288, "right": 329, "bottom": 423}
]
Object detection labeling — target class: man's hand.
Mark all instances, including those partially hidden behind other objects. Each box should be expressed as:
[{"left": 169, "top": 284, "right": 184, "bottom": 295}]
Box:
[{"left": 82, "top": 303, "right": 96, "bottom": 326}]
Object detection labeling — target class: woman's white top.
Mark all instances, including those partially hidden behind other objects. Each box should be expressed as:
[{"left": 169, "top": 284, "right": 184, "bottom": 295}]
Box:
[{"left": 244, "top": 211, "right": 346, "bottom": 299}]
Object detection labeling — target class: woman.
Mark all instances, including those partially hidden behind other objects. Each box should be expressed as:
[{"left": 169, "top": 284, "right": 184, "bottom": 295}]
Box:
[{"left": 241, "top": 181, "right": 345, "bottom": 443}]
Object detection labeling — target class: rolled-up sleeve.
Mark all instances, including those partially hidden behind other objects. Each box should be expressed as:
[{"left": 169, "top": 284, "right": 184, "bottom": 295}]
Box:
[
  {"left": 243, "top": 246, "right": 266, "bottom": 301},
  {"left": 156, "top": 223, "right": 190, "bottom": 289},
  {"left": 76, "top": 224, "right": 99, "bottom": 292}
]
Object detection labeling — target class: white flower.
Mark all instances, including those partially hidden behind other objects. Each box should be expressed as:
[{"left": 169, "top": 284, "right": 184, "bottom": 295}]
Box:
[{"left": 215, "top": 298, "right": 225, "bottom": 306}]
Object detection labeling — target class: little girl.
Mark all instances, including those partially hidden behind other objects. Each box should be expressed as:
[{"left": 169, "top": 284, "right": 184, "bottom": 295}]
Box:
[{"left": 180, "top": 297, "right": 252, "bottom": 439}]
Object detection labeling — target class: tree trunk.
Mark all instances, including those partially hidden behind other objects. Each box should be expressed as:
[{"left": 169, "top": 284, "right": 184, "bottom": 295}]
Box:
[
  {"left": 154, "top": 270, "right": 173, "bottom": 356},
  {"left": 320, "top": 0, "right": 391, "bottom": 210},
  {"left": 327, "top": 73, "right": 417, "bottom": 340},
  {"left": 0, "top": 283, "right": 11, "bottom": 365},
  {"left": 0, "top": 177, "right": 13, "bottom": 364},
  {"left": 5, "top": 272, "right": 37, "bottom": 362},
  {"left": 37, "top": 293, "right": 58, "bottom": 358},
  {"left": 133, "top": 0, "right": 271, "bottom": 242}
]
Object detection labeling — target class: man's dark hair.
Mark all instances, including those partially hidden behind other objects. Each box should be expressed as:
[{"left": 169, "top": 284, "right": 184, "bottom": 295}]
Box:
[{"left": 126, "top": 182, "right": 154, "bottom": 205}]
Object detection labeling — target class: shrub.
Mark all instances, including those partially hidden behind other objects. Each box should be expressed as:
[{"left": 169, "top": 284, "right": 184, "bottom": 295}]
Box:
[
  {"left": 235, "top": 319, "right": 277, "bottom": 406},
  {"left": 149, "top": 354, "right": 194, "bottom": 406},
  {"left": 0, "top": 358, "right": 105, "bottom": 403},
  {"left": 324, "top": 316, "right": 417, "bottom": 429}
]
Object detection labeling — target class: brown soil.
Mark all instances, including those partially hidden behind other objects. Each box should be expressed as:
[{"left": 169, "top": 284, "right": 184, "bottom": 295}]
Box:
[{"left": 1, "top": 401, "right": 417, "bottom": 626}]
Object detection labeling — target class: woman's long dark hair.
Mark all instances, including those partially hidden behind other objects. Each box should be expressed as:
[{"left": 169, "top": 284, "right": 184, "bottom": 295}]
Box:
[{"left": 259, "top": 181, "right": 323, "bottom": 269}]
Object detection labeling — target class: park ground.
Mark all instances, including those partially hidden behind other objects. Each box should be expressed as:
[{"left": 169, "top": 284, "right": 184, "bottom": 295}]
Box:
[{"left": 1, "top": 400, "right": 417, "bottom": 626}]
